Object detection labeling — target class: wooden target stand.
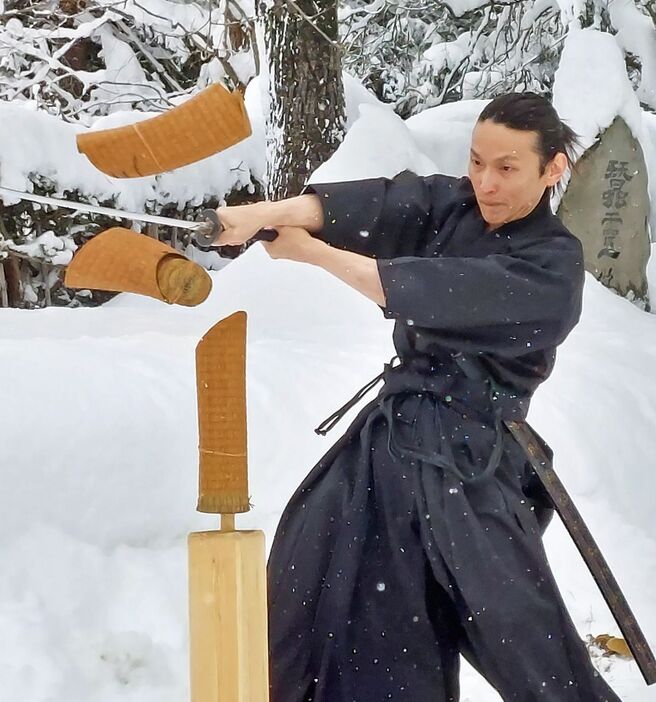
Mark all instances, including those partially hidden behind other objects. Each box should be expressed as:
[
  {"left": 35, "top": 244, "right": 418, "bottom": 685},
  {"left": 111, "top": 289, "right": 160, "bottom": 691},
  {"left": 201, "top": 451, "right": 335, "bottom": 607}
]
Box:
[
  {"left": 66, "top": 245, "right": 269, "bottom": 699},
  {"left": 65, "top": 85, "right": 268, "bottom": 700},
  {"left": 190, "top": 311, "right": 269, "bottom": 702}
]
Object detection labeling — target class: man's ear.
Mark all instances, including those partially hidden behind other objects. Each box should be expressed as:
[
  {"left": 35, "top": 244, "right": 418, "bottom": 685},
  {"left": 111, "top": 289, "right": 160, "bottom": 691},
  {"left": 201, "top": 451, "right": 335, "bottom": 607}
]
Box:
[{"left": 545, "top": 152, "right": 568, "bottom": 186}]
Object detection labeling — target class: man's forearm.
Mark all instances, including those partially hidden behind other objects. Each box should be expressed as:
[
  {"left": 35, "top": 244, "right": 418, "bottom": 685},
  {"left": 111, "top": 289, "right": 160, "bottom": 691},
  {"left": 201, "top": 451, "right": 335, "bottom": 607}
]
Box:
[
  {"left": 304, "top": 238, "right": 386, "bottom": 307},
  {"left": 258, "top": 194, "right": 325, "bottom": 233}
]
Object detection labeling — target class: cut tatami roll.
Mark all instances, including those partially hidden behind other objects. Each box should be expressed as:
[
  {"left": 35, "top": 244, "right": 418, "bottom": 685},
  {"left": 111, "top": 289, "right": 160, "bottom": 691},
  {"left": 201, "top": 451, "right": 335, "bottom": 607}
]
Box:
[
  {"left": 76, "top": 84, "right": 252, "bottom": 178},
  {"left": 65, "top": 227, "right": 212, "bottom": 306},
  {"left": 195, "top": 311, "right": 250, "bottom": 514}
]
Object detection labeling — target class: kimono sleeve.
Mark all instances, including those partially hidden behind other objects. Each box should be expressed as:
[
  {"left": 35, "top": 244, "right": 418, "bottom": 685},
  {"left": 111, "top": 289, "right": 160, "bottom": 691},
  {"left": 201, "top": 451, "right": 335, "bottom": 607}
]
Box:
[
  {"left": 301, "top": 171, "right": 462, "bottom": 258},
  {"left": 376, "top": 234, "right": 585, "bottom": 356}
]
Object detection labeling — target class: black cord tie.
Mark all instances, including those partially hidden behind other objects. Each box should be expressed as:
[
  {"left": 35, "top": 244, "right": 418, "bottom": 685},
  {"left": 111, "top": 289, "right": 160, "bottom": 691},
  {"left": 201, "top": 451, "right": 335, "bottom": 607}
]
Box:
[
  {"left": 314, "top": 352, "right": 527, "bottom": 484},
  {"left": 314, "top": 356, "right": 400, "bottom": 436}
]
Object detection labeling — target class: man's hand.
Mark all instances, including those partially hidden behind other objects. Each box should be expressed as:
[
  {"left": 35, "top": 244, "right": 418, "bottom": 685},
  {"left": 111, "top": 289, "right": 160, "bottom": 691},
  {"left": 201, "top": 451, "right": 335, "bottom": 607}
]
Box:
[
  {"left": 215, "top": 202, "right": 269, "bottom": 246},
  {"left": 215, "top": 194, "right": 325, "bottom": 246},
  {"left": 261, "top": 225, "right": 319, "bottom": 263}
]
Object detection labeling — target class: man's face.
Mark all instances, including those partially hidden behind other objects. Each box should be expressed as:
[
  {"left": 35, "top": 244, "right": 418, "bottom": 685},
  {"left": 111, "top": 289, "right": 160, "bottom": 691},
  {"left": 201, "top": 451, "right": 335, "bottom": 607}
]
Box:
[{"left": 468, "top": 119, "right": 565, "bottom": 228}]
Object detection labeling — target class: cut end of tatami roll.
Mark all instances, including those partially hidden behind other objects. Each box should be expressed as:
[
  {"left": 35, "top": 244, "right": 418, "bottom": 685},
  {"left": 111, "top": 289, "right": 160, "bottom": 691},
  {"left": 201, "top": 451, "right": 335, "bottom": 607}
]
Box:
[{"left": 156, "top": 254, "right": 212, "bottom": 307}]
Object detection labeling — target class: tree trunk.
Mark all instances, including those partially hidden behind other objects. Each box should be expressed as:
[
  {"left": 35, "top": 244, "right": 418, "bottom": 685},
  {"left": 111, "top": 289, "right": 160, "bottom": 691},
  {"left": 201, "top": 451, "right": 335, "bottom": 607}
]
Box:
[
  {"left": 0, "top": 261, "right": 8, "bottom": 308},
  {"left": 258, "top": 0, "right": 345, "bottom": 200},
  {"left": 3, "top": 256, "right": 21, "bottom": 308}
]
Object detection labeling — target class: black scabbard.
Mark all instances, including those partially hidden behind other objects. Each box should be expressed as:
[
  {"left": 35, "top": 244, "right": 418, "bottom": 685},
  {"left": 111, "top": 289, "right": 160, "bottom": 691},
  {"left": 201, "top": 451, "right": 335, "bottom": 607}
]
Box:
[{"left": 505, "top": 419, "right": 656, "bottom": 686}]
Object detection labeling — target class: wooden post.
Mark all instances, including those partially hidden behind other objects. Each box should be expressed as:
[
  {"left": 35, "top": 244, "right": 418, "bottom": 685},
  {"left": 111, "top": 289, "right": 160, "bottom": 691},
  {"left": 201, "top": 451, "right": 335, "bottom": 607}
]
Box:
[
  {"left": 189, "top": 313, "right": 269, "bottom": 700},
  {"left": 188, "top": 528, "right": 269, "bottom": 702}
]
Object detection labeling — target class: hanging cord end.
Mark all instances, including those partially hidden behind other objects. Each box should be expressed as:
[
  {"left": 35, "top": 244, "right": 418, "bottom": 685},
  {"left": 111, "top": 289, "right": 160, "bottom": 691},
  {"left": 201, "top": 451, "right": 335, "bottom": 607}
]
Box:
[
  {"left": 314, "top": 417, "right": 340, "bottom": 436},
  {"left": 314, "top": 370, "right": 386, "bottom": 436}
]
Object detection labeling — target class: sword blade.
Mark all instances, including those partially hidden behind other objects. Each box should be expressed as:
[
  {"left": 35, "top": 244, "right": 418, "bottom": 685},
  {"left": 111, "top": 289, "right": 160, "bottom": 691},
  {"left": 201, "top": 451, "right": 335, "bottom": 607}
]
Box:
[{"left": 0, "top": 186, "right": 201, "bottom": 231}]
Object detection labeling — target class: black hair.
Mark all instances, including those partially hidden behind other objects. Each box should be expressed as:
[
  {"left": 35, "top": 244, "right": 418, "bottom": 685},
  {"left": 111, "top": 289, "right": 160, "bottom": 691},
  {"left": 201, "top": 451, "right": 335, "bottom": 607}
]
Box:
[{"left": 477, "top": 92, "right": 580, "bottom": 179}]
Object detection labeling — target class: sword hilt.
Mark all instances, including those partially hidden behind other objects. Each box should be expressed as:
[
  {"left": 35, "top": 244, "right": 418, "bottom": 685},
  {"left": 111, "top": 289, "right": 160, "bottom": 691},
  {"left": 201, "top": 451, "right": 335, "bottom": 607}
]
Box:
[{"left": 193, "top": 208, "right": 278, "bottom": 250}]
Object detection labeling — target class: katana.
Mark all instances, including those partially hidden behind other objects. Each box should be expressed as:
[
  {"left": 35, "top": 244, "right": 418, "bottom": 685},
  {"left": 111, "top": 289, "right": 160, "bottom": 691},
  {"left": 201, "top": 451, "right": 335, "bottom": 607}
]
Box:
[{"left": 0, "top": 186, "right": 276, "bottom": 249}]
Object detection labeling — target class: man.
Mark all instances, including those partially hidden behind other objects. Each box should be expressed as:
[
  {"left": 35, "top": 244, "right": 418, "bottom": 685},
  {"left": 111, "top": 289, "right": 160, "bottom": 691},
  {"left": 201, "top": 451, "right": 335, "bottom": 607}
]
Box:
[{"left": 217, "top": 92, "right": 621, "bottom": 701}]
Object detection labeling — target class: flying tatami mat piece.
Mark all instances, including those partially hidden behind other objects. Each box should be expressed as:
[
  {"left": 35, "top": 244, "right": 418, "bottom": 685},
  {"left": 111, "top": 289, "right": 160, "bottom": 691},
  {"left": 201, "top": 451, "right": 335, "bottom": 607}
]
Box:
[{"left": 77, "top": 84, "right": 251, "bottom": 178}]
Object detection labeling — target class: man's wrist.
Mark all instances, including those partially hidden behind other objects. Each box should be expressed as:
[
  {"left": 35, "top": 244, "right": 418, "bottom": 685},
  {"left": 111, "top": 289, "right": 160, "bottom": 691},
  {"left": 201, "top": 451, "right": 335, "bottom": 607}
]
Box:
[
  {"left": 256, "top": 195, "right": 324, "bottom": 232},
  {"left": 254, "top": 200, "right": 277, "bottom": 229}
]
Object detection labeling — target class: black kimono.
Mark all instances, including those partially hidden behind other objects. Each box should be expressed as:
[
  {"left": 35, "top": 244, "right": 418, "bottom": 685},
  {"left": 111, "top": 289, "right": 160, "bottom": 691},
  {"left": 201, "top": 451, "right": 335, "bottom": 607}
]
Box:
[{"left": 267, "top": 172, "right": 621, "bottom": 702}]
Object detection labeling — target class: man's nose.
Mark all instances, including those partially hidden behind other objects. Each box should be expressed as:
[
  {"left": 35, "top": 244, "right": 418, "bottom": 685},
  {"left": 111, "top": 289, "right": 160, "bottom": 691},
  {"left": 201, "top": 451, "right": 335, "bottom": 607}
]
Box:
[{"left": 477, "top": 169, "right": 498, "bottom": 193}]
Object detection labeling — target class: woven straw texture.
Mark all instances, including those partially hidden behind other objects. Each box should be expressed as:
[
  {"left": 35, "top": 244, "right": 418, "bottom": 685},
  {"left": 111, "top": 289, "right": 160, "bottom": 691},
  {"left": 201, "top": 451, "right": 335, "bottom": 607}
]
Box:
[
  {"left": 77, "top": 84, "right": 251, "bottom": 177},
  {"left": 195, "top": 311, "right": 250, "bottom": 514}
]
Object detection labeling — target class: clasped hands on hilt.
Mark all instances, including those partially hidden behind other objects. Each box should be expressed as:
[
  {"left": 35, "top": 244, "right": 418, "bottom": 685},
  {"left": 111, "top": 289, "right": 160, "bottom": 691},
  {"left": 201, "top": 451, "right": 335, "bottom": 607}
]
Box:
[{"left": 214, "top": 198, "right": 325, "bottom": 264}]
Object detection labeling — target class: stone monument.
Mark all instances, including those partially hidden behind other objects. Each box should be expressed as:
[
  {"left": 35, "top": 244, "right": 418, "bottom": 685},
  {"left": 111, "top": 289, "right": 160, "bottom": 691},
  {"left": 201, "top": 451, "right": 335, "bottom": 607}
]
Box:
[{"left": 558, "top": 117, "right": 651, "bottom": 310}]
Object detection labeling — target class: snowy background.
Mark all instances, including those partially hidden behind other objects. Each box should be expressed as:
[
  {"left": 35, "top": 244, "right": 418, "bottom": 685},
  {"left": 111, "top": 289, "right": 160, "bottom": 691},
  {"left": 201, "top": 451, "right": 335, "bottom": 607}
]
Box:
[{"left": 1, "top": 5, "right": 656, "bottom": 702}]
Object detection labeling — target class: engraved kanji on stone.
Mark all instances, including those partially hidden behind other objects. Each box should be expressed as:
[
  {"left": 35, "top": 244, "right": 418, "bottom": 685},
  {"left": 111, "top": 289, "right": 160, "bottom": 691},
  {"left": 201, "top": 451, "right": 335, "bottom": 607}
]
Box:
[
  {"left": 604, "top": 160, "right": 633, "bottom": 181},
  {"left": 602, "top": 212, "right": 623, "bottom": 226},
  {"left": 597, "top": 246, "right": 621, "bottom": 259},
  {"left": 602, "top": 189, "right": 629, "bottom": 209}
]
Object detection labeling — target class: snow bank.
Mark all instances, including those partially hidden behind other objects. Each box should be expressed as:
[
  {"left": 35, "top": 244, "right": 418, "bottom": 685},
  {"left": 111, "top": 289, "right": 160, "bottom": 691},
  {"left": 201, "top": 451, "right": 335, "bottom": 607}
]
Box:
[{"left": 1, "top": 244, "right": 656, "bottom": 699}]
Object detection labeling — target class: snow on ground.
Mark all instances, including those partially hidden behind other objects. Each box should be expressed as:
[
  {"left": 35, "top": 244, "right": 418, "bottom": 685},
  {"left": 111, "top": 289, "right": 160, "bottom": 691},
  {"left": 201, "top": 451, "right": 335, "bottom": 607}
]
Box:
[{"left": 1, "top": 240, "right": 656, "bottom": 700}]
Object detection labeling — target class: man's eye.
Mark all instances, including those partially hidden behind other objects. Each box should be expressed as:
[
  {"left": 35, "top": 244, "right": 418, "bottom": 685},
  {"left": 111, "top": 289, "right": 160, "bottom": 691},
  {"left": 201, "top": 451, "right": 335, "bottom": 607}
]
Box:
[{"left": 502, "top": 165, "right": 514, "bottom": 172}]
